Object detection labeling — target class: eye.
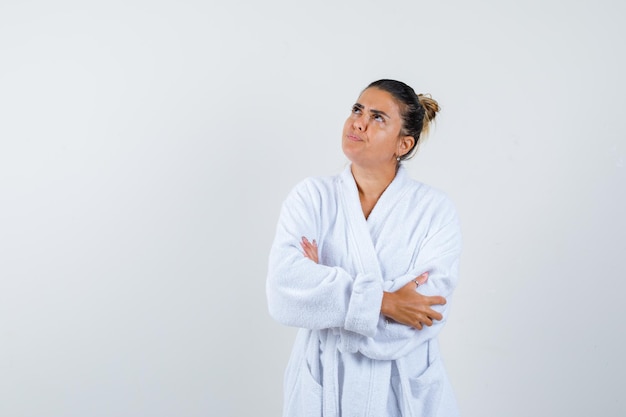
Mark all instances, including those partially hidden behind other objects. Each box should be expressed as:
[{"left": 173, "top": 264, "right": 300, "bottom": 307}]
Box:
[
  {"left": 372, "top": 114, "right": 385, "bottom": 122},
  {"left": 351, "top": 105, "right": 361, "bottom": 114}
]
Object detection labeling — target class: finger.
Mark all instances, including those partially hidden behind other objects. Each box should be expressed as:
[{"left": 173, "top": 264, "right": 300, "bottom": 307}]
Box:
[
  {"left": 421, "top": 316, "right": 433, "bottom": 327},
  {"left": 301, "top": 241, "right": 320, "bottom": 263},
  {"left": 301, "top": 236, "right": 314, "bottom": 249},
  {"left": 414, "top": 322, "right": 423, "bottom": 330},
  {"left": 426, "top": 295, "right": 447, "bottom": 306},
  {"left": 415, "top": 272, "right": 429, "bottom": 286},
  {"left": 300, "top": 241, "right": 311, "bottom": 253},
  {"left": 301, "top": 238, "right": 313, "bottom": 250},
  {"left": 427, "top": 309, "right": 443, "bottom": 322},
  {"left": 402, "top": 280, "right": 417, "bottom": 291},
  {"left": 301, "top": 242, "right": 314, "bottom": 258}
]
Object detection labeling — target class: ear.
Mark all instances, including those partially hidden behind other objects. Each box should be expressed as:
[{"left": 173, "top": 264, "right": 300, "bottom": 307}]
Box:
[{"left": 398, "top": 135, "right": 415, "bottom": 158}]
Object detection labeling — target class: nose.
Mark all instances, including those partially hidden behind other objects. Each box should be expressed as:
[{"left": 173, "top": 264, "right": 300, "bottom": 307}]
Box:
[{"left": 353, "top": 114, "right": 367, "bottom": 131}]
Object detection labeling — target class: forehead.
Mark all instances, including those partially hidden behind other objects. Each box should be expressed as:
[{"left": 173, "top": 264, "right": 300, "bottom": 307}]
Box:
[{"left": 356, "top": 87, "right": 402, "bottom": 118}]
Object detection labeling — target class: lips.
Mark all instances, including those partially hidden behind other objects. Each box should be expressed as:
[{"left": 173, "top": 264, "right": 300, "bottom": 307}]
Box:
[{"left": 346, "top": 133, "right": 363, "bottom": 142}]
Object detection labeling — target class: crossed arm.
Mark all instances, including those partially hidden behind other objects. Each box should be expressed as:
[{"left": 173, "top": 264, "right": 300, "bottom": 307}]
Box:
[{"left": 300, "top": 236, "right": 446, "bottom": 331}]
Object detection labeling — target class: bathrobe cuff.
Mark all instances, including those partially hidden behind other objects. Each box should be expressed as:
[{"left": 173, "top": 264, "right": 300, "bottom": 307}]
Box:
[{"left": 344, "top": 272, "right": 383, "bottom": 338}]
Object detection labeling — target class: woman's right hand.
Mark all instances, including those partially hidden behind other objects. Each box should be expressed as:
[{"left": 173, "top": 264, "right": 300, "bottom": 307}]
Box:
[
  {"left": 300, "top": 236, "right": 319, "bottom": 263},
  {"left": 380, "top": 272, "right": 447, "bottom": 330}
]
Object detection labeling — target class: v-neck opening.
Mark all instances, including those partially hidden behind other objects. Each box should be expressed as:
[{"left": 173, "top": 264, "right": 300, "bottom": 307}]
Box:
[{"left": 343, "top": 165, "right": 408, "bottom": 225}]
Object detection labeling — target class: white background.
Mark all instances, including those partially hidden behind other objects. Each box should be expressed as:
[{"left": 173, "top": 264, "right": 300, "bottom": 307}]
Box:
[{"left": 1, "top": 0, "right": 625, "bottom": 416}]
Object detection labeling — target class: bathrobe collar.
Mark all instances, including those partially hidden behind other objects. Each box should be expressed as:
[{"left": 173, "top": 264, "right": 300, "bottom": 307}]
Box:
[
  {"left": 339, "top": 163, "right": 411, "bottom": 228},
  {"left": 336, "top": 163, "right": 411, "bottom": 345}
]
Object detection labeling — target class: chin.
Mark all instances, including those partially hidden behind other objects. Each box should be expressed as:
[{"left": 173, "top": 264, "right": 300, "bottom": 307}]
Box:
[
  {"left": 341, "top": 143, "right": 357, "bottom": 162},
  {"left": 342, "top": 152, "right": 363, "bottom": 167}
]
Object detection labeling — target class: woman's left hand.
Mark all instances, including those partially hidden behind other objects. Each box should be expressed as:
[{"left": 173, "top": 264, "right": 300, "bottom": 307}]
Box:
[
  {"left": 300, "top": 236, "right": 318, "bottom": 263},
  {"left": 381, "top": 275, "right": 446, "bottom": 330}
]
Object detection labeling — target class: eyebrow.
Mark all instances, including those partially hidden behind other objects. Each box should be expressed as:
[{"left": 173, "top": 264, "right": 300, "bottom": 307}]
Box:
[{"left": 353, "top": 103, "right": 390, "bottom": 119}]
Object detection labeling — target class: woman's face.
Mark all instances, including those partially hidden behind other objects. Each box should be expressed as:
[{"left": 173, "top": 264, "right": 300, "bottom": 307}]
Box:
[{"left": 342, "top": 87, "right": 412, "bottom": 169}]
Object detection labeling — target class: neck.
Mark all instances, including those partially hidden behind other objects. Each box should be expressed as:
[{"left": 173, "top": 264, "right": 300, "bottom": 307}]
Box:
[
  {"left": 350, "top": 162, "right": 398, "bottom": 196},
  {"left": 350, "top": 162, "right": 398, "bottom": 218}
]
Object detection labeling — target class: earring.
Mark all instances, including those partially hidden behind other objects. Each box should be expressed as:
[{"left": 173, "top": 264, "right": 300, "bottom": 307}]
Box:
[{"left": 396, "top": 156, "right": 401, "bottom": 162}]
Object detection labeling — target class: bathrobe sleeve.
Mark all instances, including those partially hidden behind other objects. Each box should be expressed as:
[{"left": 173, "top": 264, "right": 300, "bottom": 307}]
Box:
[
  {"left": 352, "top": 196, "right": 461, "bottom": 360},
  {"left": 266, "top": 179, "right": 384, "bottom": 338},
  {"left": 382, "top": 205, "right": 462, "bottom": 349},
  {"left": 411, "top": 211, "right": 461, "bottom": 331}
]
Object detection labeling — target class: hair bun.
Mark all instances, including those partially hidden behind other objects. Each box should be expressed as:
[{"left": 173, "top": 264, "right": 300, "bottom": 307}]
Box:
[{"left": 417, "top": 94, "right": 440, "bottom": 138}]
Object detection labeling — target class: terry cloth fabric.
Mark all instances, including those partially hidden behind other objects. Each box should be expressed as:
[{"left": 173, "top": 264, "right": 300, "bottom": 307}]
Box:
[{"left": 267, "top": 164, "right": 462, "bottom": 416}]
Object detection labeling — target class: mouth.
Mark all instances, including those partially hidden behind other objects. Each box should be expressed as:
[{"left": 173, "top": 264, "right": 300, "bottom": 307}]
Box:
[{"left": 346, "top": 133, "right": 363, "bottom": 142}]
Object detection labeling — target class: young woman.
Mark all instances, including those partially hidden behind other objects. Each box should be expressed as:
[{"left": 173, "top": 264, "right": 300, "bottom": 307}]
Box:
[{"left": 267, "top": 79, "right": 461, "bottom": 416}]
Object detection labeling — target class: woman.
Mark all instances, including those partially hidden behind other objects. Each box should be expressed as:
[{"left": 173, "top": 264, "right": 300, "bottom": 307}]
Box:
[{"left": 267, "top": 79, "right": 461, "bottom": 416}]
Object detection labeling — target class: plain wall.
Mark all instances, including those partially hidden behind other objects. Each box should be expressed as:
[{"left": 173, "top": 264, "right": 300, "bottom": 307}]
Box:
[{"left": 1, "top": 0, "right": 624, "bottom": 416}]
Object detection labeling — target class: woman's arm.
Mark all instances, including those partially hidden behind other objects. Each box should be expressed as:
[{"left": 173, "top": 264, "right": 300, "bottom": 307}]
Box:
[
  {"left": 381, "top": 276, "right": 446, "bottom": 330},
  {"left": 380, "top": 213, "right": 463, "bottom": 347},
  {"left": 266, "top": 181, "right": 383, "bottom": 338},
  {"left": 301, "top": 237, "right": 446, "bottom": 331}
]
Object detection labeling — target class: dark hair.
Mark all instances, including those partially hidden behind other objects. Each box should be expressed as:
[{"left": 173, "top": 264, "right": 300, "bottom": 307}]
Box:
[{"left": 366, "top": 79, "right": 440, "bottom": 161}]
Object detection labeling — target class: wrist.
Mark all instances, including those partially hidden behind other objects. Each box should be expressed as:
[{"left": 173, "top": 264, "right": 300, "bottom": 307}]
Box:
[{"left": 380, "top": 291, "right": 394, "bottom": 317}]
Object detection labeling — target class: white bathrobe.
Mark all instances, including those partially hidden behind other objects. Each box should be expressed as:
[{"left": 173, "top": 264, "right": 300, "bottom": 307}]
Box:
[{"left": 267, "top": 164, "right": 462, "bottom": 417}]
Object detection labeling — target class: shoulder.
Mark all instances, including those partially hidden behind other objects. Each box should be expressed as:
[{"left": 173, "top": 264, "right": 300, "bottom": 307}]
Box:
[
  {"left": 406, "top": 177, "right": 457, "bottom": 214},
  {"left": 397, "top": 175, "right": 460, "bottom": 235},
  {"left": 296, "top": 174, "right": 338, "bottom": 192},
  {"left": 401, "top": 178, "right": 462, "bottom": 247},
  {"left": 283, "top": 172, "right": 340, "bottom": 206}
]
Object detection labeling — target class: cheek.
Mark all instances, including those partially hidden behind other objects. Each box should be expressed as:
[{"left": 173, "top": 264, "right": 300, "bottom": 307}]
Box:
[
  {"left": 342, "top": 117, "right": 352, "bottom": 134},
  {"left": 377, "top": 133, "right": 402, "bottom": 154}
]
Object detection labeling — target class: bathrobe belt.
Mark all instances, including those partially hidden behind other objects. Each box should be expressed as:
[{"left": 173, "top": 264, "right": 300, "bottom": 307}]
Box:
[
  {"left": 321, "top": 330, "right": 339, "bottom": 417},
  {"left": 317, "top": 330, "right": 439, "bottom": 416},
  {"left": 318, "top": 330, "right": 410, "bottom": 417}
]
